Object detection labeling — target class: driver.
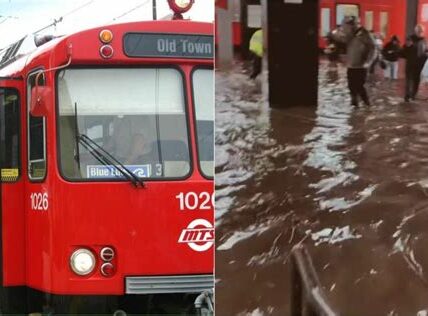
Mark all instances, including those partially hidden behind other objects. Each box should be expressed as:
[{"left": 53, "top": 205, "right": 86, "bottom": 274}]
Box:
[{"left": 125, "top": 133, "right": 153, "bottom": 164}]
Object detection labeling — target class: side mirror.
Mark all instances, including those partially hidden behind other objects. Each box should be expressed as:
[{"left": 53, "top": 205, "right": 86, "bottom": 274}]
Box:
[{"left": 30, "top": 86, "right": 52, "bottom": 117}]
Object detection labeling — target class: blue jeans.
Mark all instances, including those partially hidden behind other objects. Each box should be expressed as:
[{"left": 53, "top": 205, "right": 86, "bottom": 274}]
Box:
[{"left": 384, "top": 61, "right": 398, "bottom": 79}]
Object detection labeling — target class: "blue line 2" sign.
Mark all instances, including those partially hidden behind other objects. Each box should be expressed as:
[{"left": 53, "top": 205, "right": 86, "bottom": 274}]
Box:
[{"left": 87, "top": 165, "right": 151, "bottom": 179}]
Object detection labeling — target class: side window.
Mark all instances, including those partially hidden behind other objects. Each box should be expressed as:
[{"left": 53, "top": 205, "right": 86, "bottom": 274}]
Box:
[
  {"left": 247, "top": 5, "right": 262, "bottom": 28},
  {"left": 0, "top": 88, "right": 20, "bottom": 182},
  {"left": 320, "top": 8, "right": 331, "bottom": 37},
  {"left": 336, "top": 4, "right": 359, "bottom": 25},
  {"left": 380, "top": 12, "right": 389, "bottom": 37},
  {"left": 192, "top": 68, "right": 214, "bottom": 178},
  {"left": 423, "top": 4, "right": 428, "bottom": 23},
  {"left": 365, "top": 11, "right": 374, "bottom": 31},
  {"left": 27, "top": 71, "right": 46, "bottom": 180}
]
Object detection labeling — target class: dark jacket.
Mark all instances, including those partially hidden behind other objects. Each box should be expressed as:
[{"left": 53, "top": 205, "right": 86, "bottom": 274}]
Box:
[
  {"left": 382, "top": 41, "right": 401, "bottom": 62},
  {"left": 402, "top": 34, "right": 428, "bottom": 71},
  {"left": 330, "top": 26, "right": 376, "bottom": 68},
  {"left": 345, "top": 27, "right": 376, "bottom": 68}
]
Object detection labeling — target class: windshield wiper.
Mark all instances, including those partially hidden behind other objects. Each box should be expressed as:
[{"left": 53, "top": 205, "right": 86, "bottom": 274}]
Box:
[
  {"left": 78, "top": 134, "right": 145, "bottom": 188},
  {"left": 72, "top": 102, "right": 144, "bottom": 188}
]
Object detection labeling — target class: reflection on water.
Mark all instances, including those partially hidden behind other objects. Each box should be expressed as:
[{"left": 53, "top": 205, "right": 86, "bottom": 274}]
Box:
[{"left": 216, "top": 60, "right": 428, "bottom": 315}]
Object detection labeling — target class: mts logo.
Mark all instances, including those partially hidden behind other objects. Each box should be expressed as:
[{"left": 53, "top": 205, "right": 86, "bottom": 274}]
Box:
[
  {"left": 179, "top": 228, "right": 214, "bottom": 243},
  {"left": 178, "top": 219, "right": 214, "bottom": 252}
]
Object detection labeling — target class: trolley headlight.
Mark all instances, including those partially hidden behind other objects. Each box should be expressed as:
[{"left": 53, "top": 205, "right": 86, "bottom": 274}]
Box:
[
  {"left": 99, "top": 29, "right": 113, "bottom": 44},
  {"left": 100, "top": 45, "right": 114, "bottom": 59},
  {"left": 175, "top": 0, "right": 192, "bottom": 8},
  {"left": 100, "top": 247, "right": 115, "bottom": 262},
  {"left": 168, "top": 0, "right": 194, "bottom": 13},
  {"left": 100, "top": 262, "right": 116, "bottom": 277},
  {"left": 70, "top": 248, "right": 96, "bottom": 276}
]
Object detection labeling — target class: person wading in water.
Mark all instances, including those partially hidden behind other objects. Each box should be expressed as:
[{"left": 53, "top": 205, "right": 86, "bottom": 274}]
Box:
[
  {"left": 402, "top": 24, "right": 428, "bottom": 102},
  {"left": 331, "top": 16, "right": 376, "bottom": 106}
]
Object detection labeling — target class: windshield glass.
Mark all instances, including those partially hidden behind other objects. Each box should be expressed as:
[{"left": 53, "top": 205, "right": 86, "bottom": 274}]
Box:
[
  {"left": 57, "top": 68, "right": 191, "bottom": 180},
  {"left": 192, "top": 68, "right": 214, "bottom": 178}
]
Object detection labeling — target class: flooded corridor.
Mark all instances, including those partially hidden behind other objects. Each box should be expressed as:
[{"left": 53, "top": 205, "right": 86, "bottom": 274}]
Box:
[{"left": 215, "top": 60, "right": 428, "bottom": 316}]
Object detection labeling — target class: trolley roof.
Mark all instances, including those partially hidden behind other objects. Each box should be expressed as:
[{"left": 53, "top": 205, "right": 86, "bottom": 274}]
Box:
[{"left": 0, "top": 20, "right": 213, "bottom": 79}]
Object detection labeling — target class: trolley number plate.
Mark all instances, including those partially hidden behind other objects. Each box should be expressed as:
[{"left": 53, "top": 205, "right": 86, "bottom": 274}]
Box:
[
  {"left": 30, "top": 192, "right": 48, "bottom": 211},
  {"left": 176, "top": 192, "right": 214, "bottom": 211}
]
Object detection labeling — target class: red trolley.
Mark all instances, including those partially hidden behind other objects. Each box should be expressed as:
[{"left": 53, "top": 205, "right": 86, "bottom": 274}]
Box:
[{"left": 0, "top": 2, "right": 214, "bottom": 314}]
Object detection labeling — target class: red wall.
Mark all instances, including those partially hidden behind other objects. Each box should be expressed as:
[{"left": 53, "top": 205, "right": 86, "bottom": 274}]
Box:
[
  {"left": 319, "top": 0, "right": 407, "bottom": 46},
  {"left": 218, "top": 0, "right": 421, "bottom": 49},
  {"left": 418, "top": 0, "right": 428, "bottom": 34},
  {"left": 390, "top": 0, "right": 406, "bottom": 44}
]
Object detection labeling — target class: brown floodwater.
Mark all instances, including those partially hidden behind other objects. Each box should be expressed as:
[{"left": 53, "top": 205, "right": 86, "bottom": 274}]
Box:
[{"left": 215, "top": 59, "right": 428, "bottom": 316}]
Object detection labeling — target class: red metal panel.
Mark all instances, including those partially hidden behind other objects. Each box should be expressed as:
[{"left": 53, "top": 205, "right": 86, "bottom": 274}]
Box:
[
  {"left": 391, "top": 0, "right": 406, "bottom": 43},
  {"left": 2, "top": 183, "right": 26, "bottom": 285},
  {"left": 232, "top": 21, "right": 242, "bottom": 46}
]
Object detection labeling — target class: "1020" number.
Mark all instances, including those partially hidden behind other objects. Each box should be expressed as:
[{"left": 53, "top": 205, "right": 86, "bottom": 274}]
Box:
[{"left": 176, "top": 192, "right": 213, "bottom": 211}]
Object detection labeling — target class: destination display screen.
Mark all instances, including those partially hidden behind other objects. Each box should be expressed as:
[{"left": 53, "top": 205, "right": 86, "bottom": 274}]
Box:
[
  {"left": 86, "top": 164, "right": 156, "bottom": 179},
  {"left": 123, "top": 33, "right": 213, "bottom": 59}
]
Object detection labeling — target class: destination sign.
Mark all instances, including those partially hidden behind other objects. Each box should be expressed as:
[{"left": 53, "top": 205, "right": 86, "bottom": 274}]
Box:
[
  {"left": 87, "top": 164, "right": 152, "bottom": 179},
  {"left": 123, "top": 33, "right": 213, "bottom": 59}
]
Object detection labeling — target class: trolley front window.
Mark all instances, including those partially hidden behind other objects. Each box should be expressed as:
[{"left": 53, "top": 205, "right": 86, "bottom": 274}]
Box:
[
  {"left": 57, "top": 68, "right": 191, "bottom": 181},
  {"left": 192, "top": 68, "right": 213, "bottom": 178}
]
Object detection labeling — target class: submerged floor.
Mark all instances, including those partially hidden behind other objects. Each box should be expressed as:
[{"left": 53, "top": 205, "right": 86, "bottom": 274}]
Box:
[{"left": 216, "top": 60, "right": 428, "bottom": 316}]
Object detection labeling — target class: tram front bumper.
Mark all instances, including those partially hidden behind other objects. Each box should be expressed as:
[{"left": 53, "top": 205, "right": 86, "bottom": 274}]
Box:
[{"left": 125, "top": 274, "right": 213, "bottom": 294}]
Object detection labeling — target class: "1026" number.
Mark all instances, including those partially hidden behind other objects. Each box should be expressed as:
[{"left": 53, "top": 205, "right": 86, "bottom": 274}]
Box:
[{"left": 30, "top": 192, "right": 48, "bottom": 211}]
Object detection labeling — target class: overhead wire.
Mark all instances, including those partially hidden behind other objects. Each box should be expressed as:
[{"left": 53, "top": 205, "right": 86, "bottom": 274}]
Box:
[
  {"left": 0, "top": 15, "right": 18, "bottom": 19},
  {"left": 0, "top": 1, "right": 93, "bottom": 51},
  {"left": 0, "top": 14, "right": 18, "bottom": 25},
  {"left": 0, "top": 0, "right": 154, "bottom": 51},
  {"left": 61, "top": 0, "right": 95, "bottom": 19},
  {"left": 111, "top": 0, "right": 151, "bottom": 22},
  {"left": 33, "top": 0, "right": 95, "bottom": 34}
]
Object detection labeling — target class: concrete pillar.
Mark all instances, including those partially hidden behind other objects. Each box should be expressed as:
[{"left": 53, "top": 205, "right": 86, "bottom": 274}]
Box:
[
  {"left": 262, "top": 0, "right": 319, "bottom": 108},
  {"left": 216, "top": 0, "right": 234, "bottom": 68}
]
